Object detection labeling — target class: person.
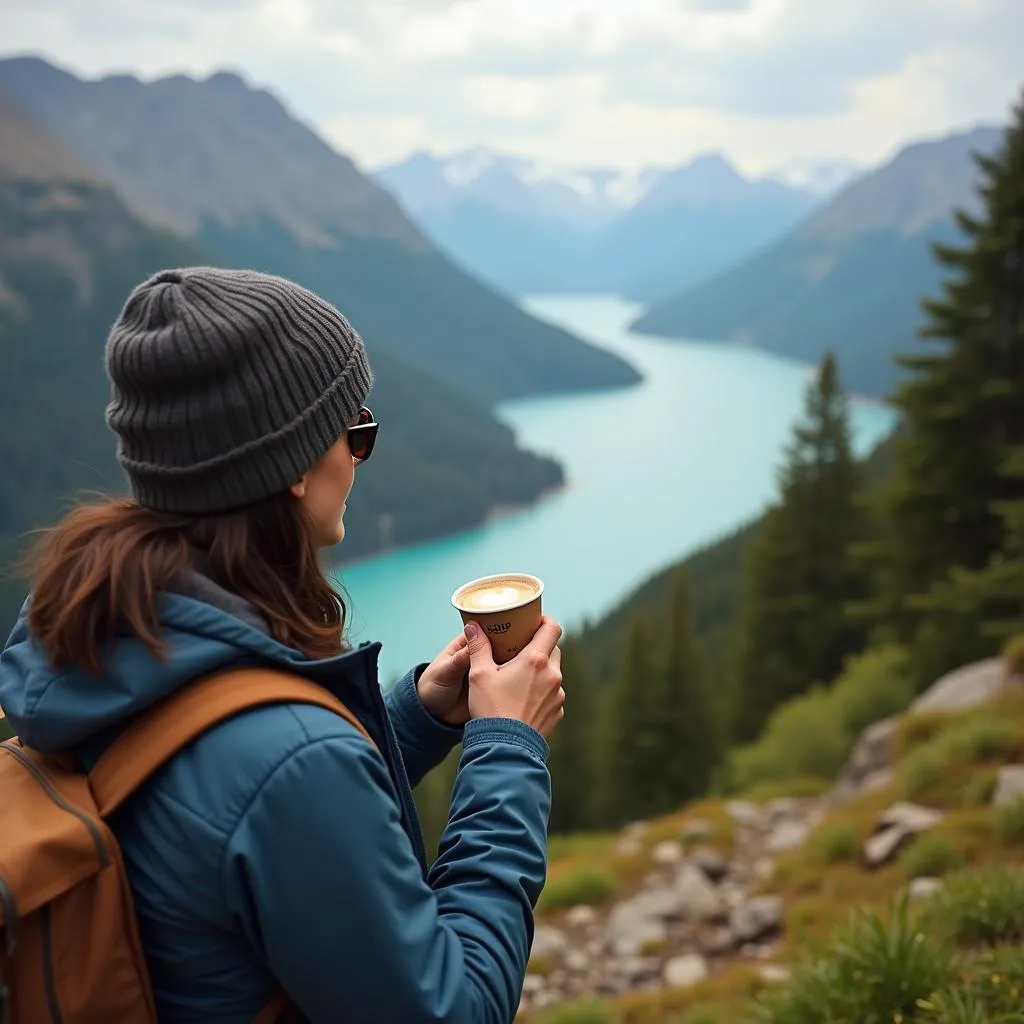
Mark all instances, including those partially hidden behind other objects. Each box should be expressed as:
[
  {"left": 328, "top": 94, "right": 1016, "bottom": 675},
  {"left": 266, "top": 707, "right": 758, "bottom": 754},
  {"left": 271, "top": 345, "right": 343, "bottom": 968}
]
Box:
[{"left": 0, "top": 267, "right": 565, "bottom": 1023}]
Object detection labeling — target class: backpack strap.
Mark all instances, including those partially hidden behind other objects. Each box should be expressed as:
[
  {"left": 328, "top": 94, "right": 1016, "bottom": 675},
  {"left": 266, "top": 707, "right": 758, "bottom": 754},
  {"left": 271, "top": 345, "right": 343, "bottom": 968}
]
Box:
[{"left": 88, "top": 666, "right": 379, "bottom": 818}]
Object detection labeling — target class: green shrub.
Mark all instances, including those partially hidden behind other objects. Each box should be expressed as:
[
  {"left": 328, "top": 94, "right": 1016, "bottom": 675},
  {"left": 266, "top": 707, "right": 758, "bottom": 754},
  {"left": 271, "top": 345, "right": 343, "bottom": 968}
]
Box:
[
  {"left": 900, "top": 835, "right": 964, "bottom": 879},
  {"left": 959, "top": 770, "right": 998, "bottom": 808},
  {"left": 542, "top": 998, "right": 619, "bottom": 1024},
  {"left": 751, "top": 897, "right": 954, "bottom": 1024},
  {"left": 738, "top": 776, "right": 832, "bottom": 803},
  {"left": 943, "top": 716, "right": 1018, "bottom": 761},
  {"left": 919, "top": 866, "right": 1024, "bottom": 946},
  {"left": 995, "top": 795, "right": 1024, "bottom": 844},
  {"left": 905, "top": 744, "right": 949, "bottom": 797},
  {"left": 727, "top": 687, "right": 848, "bottom": 793},
  {"left": 539, "top": 868, "right": 617, "bottom": 911},
  {"left": 815, "top": 823, "right": 858, "bottom": 864},
  {"left": 831, "top": 643, "right": 915, "bottom": 738}
]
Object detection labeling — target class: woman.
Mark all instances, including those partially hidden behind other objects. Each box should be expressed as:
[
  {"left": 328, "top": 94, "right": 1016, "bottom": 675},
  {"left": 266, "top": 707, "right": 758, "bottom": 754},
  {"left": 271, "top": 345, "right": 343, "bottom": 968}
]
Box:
[{"left": 0, "top": 267, "right": 565, "bottom": 1023}]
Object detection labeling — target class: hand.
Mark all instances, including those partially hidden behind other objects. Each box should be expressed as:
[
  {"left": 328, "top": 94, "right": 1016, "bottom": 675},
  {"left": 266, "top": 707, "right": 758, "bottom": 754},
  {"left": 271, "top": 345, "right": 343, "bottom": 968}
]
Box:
[
  {"left": 416, "top": 632, "right": 472, "bottom": 726},
  {"left": 464, "top": 616, "right": 565, "bottom": 738}
]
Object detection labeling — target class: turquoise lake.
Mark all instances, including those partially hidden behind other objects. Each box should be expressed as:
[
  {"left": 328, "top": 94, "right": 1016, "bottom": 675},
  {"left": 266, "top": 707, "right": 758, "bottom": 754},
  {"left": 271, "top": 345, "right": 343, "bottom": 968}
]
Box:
[{"left": 334, "top": 295, "right": 897, "bottom": 683}]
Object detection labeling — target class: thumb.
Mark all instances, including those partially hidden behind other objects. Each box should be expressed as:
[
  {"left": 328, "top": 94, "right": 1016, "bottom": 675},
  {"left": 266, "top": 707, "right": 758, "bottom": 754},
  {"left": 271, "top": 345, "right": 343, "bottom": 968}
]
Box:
[{"left": 463, "top": 622, "right": 495, "bottom": 670}]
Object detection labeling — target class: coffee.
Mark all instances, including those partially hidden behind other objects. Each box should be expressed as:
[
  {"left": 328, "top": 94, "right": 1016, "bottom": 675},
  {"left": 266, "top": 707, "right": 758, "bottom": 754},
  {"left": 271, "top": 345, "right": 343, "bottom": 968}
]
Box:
[
  {"left": 456, "top": 578, "right": 539, "bottom": 612},
  {"left": 451, "top": 573, "right": 544, "bottom": 664}
]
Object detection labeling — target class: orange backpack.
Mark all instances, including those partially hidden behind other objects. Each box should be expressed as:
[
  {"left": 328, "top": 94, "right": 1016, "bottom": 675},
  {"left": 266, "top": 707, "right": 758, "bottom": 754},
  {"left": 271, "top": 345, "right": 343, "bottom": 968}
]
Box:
[{"left": 0, "top": 667, "right": 378, "bottom": 1024}]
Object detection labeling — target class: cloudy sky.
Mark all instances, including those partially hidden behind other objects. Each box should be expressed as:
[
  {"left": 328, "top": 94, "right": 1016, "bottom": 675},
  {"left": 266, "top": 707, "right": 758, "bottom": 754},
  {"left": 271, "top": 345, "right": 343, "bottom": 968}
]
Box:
[{"left": 4, "top": 0, "right": 1022, "bottom": 176}]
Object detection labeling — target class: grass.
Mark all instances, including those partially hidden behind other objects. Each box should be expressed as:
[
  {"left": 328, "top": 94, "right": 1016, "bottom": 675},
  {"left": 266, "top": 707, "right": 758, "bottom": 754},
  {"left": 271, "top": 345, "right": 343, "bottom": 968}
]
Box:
[
  {"left": 901, "top": 834, "right": 965, "bottom": 879},
  {"left": 814, "top": 823, "right": 858, "bottom": 864},
  {"left": 920, "top": 866, "right": 1024, "bottom": 946},
  {"left": 543, "top": 1000, "right": 619, "bottom": 1024},
  {"left": 539, "top": 867, "right": 618, "bottom": 912},
  {"left": 996, "top": 796, "right": 1024, "bottom": 845},
  {"left": 737, "top": 776, "right": 832, "bottom": 803}
]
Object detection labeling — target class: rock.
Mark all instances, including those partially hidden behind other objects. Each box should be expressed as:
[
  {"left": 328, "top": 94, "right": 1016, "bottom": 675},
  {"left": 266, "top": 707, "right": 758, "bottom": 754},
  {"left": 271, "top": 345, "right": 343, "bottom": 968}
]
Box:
[
  {"left": 522, "top": 974, "right": 545, "bottom": 997},
  {"left": 726, "top": 800, "right": 761, "bottom": 826},
  {"left": 652, "top": 840, "right": 686, "bottom": 865},
  {"left": 908, "top": 877, "right": 944, "bottom": 901},
  {"left": 689, "top": 845, "right": 729, "bottom": 882},
  {"left": 675, "top": 864, "right": 727, "bottom": 921},
  {"left": 628, "top": 886, "right": 685, "bottom": 921},
  {"left": 863, "top": 825, "right": 914, "bottom": 868},
  {"left": 664, "top": 953, "right": 709, "bottom": 988},
  {"left": 992, "top": 765, "right": 1024, "bottom": 807},
  {"left": 615, "top": 836, "right": 644, "bottom": 857},
  {"left": 532, "top": 925, "right": 567, "bottom": 960},
  {"left": 564, "top": 950, "right": 590, "bottom": 973},
  {"left": 829, "top": 717, "right": 898, "bottom": 807},
  {"left": 765, "top": 819, "right": 810, "bottom": 853},
  {"left": 682, "top": 818, "right": 714, "bottom": 843},
  {"left": 623, "top": 820, "right": 650, "bottom": 839},
  {"left": 875, "top": 802, "right": 945, "bottom": 834},
  {"left": 699, "top": 926, "right": 735, "bottom": 956},
  {"left": 607, "top": 901, "right": 669, "bottom": 957},
  {"left": 566, "top": 905, "right": 598, "bottom": 929},
  {"left": 754, "top": 857, "right": 776, "bottom": 880},
  {"left": 767, "top": 797, "right": 800, "bottom": 819},
  {"left": 618, "top": 957, "right": 661, "bottom": 986},
  {"left": 730, "top": 895, "right": 783, "bottom": 945},
  {"left": 860, "top": 767, "right": 896, "bottom": 795},
  {"left": 758, "top": 964, "right": 792, "bottom": 985},
  {"left": 912, "top": 657, "right": 1021, "bottom": 714}
]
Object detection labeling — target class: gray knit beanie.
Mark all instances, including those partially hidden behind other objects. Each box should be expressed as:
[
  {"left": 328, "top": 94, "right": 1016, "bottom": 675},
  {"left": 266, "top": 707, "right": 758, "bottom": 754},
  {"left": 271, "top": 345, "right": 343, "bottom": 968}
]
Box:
[{"left": 104, "top": 267, "right": 373, "bottom": 514}]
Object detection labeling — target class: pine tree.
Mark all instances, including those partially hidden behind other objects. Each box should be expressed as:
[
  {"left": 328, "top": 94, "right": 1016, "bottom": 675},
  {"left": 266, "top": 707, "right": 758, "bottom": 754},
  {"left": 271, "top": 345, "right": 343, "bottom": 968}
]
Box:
[
  {"left": 599, "top": 616, "right": 665, "bottom": 827},
  {"left": 547, "top": 637, "right": 598, "bottom": 834},
  {"left": 869, "top": 90, "right": 1024, "bottom": 685},
  {"left": 653, "top": 569, "right": 719, "bottom": 807},
  {"left": 730, "top": 351, "right": 869, "bottom": 742}
]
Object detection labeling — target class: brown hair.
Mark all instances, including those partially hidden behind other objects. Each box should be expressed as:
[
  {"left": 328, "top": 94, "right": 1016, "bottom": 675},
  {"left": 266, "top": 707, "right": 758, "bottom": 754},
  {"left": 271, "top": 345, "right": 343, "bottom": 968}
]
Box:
[{"left": 24, "top": 493, "right": 346, "bottom": 673}]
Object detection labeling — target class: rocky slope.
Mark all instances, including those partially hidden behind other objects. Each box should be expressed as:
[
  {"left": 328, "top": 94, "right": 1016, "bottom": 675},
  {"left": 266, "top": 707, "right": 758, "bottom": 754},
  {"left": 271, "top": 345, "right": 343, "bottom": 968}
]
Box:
[{"left": 519, "top": 656, "right": 1024, "bottom": 1020}]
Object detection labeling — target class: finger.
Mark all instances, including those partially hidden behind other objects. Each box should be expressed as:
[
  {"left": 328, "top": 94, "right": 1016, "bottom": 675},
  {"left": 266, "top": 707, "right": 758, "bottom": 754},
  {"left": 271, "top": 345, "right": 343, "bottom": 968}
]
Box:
[
  {"left": 446, "top": 632, "right": 468, "bottom": 655},
  {"left": 551, "top": 646, "right": 562, "bottom": 669},
  {"left": 525, "top": 616, "right": 562, "bottom": 657},
  {"left": 463, "top": 621, "right": 496, "bottom": 669}
]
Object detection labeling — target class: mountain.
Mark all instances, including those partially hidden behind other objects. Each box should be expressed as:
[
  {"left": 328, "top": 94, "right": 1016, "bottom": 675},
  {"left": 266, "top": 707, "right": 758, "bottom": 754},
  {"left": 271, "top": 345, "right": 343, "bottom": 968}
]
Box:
[
  {"left": 0, "top": 57, "right": 639, "bottom": 403},
  {"left": 633, "top": 126, "right": 1004, "bottom": 397},
  {"left": 375, "top": 148, "right": 819, "bottom": 302},
  {"left": 593, "top": 152, "right": 822, "bottom": 302},
  {"left": 0, "top": 88, "right": 567, "bottom": 629},
  {"left": 768, "top": 158, "right": 864, "bottom": 196}
]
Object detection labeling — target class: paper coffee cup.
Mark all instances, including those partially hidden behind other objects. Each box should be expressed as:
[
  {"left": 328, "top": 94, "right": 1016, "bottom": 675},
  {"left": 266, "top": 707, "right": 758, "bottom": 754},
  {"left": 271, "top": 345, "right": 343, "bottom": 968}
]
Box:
[{"left": 451, "top": 573, "right": 544, "bottom": 664}]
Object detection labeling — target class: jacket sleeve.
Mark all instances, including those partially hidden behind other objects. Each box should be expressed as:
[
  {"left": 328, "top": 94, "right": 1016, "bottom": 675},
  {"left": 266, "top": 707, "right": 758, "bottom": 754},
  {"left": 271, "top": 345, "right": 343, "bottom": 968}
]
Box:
[
  {"left": 383, "top": 667, "right": 464, "bottom": 789},
  {"left": 221, "top": 715, "right": 550, "bottom": 1024}
]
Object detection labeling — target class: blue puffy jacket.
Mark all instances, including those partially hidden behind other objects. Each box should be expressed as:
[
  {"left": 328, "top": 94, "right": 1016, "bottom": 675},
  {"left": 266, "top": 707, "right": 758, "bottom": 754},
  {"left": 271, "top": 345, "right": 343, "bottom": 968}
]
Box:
[{"left": 0, "top": 576, "right": 550, "bottom": 1023}]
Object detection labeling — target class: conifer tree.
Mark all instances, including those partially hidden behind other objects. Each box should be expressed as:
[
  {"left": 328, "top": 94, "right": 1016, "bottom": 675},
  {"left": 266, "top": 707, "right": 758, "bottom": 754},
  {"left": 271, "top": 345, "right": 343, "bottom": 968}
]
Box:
[
  {"left": 547, "top": 637, "right": 598, "bottom": 834},
  {"left": 869, "top": 90, "right": 1024, "bottom": 684},
  {"left": 730, "top": 351, "right": 869, "bottom": 742},
  {"left": 653, "top": 569, "right": 719, "bottom": 807},
  {"left": 599, "top": 616, "right": 664, "bottom": 826}
]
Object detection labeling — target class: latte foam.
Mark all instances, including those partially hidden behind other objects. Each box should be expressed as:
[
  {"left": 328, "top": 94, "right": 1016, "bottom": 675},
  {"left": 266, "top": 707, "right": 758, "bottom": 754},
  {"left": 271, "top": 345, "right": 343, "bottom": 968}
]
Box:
[{"left": 453, "top": 574, "right": 542, "bottom": 613}]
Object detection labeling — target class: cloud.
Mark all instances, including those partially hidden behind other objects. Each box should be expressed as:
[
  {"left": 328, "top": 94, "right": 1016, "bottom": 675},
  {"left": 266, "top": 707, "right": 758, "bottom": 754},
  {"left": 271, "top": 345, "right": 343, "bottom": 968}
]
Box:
[{"left": 2, "top": 0, "right": 1021, "bottom": 174}]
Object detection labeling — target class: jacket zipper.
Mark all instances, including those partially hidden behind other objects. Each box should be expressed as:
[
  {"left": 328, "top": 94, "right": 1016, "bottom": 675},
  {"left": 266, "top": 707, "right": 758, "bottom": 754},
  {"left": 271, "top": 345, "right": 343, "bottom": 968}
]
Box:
[
  {"left": 39, "top": 906, "right": 64, "bottom": 1024},
  {"left": 0, "top": 743, "right": 111, "bottom": 867}
]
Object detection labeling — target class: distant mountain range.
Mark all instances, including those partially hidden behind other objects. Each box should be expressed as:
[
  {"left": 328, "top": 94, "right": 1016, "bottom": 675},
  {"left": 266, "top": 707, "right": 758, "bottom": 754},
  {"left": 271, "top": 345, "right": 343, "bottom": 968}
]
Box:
[
  {"left": 375, "top": 149, "right": 858, "bottom": 301},
  {"left": 633, "top": 125, "right": 1004, "bottom": 397}
]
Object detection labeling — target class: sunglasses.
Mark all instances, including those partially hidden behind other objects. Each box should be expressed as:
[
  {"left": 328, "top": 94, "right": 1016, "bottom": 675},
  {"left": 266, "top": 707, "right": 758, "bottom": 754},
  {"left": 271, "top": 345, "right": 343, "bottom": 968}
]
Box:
[{"left": 348, "top": 406, "right": 379, "bottom": 463}]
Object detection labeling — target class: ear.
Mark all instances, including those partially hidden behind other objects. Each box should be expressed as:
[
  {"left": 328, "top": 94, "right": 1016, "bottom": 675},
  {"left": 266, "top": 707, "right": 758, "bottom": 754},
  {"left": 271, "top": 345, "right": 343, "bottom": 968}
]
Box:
[{"left": 289, "top": 476, "right": 307, "bottom": 499}]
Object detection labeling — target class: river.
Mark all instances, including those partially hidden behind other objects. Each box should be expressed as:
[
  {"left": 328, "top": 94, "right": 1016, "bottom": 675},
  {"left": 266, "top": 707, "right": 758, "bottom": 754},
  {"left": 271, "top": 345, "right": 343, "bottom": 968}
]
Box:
[{"left": 334, "top": 295, "right": 897, "bottom": 683}]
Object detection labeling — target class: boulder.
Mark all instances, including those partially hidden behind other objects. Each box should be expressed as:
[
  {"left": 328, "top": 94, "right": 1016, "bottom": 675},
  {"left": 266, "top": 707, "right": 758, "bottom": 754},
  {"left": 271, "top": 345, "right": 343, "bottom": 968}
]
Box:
[
  {"left": 652, "top": 840, "right": 686, "bottom": 865},
  {"left": 532, "top": 925, "right": 568, "bottom": 960},
  {"left": 725, "top": 800, "right": 761, "bottom": 826},
  {"left": 765, "top": 819, "right": 810, "bottom": 853},
  {"left": 729, "top": 895, "right": 783, "bottom": 945},
  {"left": 565, "top": 905, "right": 598, "bottom": 929},
  {"left": 992, "top": 765, "right": 1024, "bottom": 807},
  {"left": 767, "top": 797, "right": 801, "bottom": 819},
  {"left": 675, "top": 864, "right": 727, "bottom": 922},
  {"left": 908, "top": 877, "right": 944, "bottom": 901},
  {"left": 912, "top": 657, "right": 1021, "bottom": 714},
  {"left": 617, "top": 957, "right": 661, "bottom": 986},
  {"left": 689, "top": 845, "right": 728, "bottom": 882},
  {"left": 828, "top": 717, "right": 898, "bottom": 806},
  {"left": 863, "top": 825, "right": 914, "bottom": 868},
  {"left": 663, "top": 953, "right": 710, "bottom": 988},
  {"left": 699, "top": 926, "right": 736, "bottom": 956},
  {"left": 607, "top": 900, "right": 669, "bottom": 957},
  {"left": 863, "top": 802, "right": 945, "bottom": 868}
]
